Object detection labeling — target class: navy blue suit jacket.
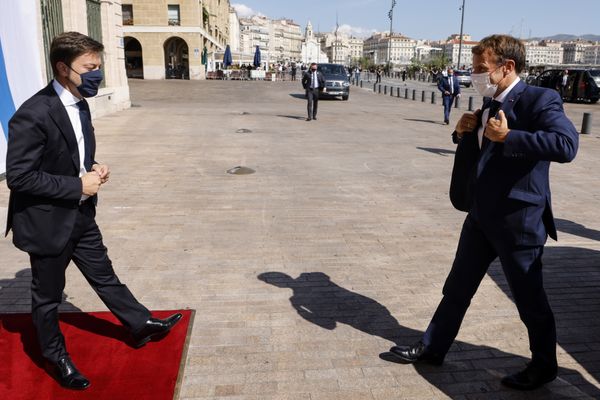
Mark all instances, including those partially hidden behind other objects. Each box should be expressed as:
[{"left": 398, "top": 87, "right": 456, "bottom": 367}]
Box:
[
  {"left": 450, "top": 80, "right": 578, "bottom": 249},
  {"left": 438, "top": 75, "right": 461, "bottom": 97},
  {"left": 5, "top": 83, "right": 97, "bottom": 256}
]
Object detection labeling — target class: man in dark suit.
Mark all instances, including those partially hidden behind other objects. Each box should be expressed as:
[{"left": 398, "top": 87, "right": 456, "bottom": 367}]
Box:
[
  {"left": 383, "top": 35, "right": 579, "bottom": 390},
  {"left": 437, "top": 67, "right": 461, "bottom": 124},
  {"left": 5, "top": 32, "right": 182, "bottom": 390},
  {"left": 301, "top": 62, "right": 325, "bottom": 121}
]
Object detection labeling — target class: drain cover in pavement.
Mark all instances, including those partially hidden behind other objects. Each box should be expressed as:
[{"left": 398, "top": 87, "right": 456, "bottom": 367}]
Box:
[
  {"left": 236, "top": 128, "right": 252, "bottom": 133},
  {"left": 227, "top": 166, "right": 255, "bottom": 175}
]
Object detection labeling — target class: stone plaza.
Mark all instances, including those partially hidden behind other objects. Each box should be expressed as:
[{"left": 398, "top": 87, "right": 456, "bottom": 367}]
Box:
[{"left": 1, "top": 79, "right": 599, "bottom": 399}]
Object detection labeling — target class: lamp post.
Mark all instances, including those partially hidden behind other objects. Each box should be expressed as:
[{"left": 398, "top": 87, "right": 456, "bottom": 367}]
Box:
[
  {"left": 387, "top": 0, "right": 396, "bottom": 65},
  {"left": 457, "top": 0, "right": 465, "bottom": 70}
]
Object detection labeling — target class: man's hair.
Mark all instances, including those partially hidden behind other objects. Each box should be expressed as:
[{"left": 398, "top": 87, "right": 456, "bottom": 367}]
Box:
[
  {"left": 310, "top": 62, "right": 317, "bottom": 67},
  {"left": 50, "top": 31, "right": 104, "bottom": 76},
  {"left": 472, "top": 34, "right": 525, "bottom": 73}
]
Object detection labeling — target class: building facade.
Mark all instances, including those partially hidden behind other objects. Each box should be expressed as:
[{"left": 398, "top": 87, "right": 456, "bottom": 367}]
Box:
[
  {"left": 562, "top": 40, "right": 591, "bottom": 64},
  {"left": 300, "top": 22, "right": 329, "bottom": 64},
  {"left": 524, "top": 41, "right": 564, "bottom": 66},
  {"left": 363, "top": 32, "right": 417, "bottom": 66},
  {"left": 122, "top": 0, "right": 229, "bottom": 80},
  {"left": 35, "top": 0, "right": 130, "bottom": 116}
]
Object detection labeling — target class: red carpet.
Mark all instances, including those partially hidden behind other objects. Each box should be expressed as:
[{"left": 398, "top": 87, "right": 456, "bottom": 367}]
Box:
[{"left": 0, "top": 309, "right": 193, "bottom": 400}]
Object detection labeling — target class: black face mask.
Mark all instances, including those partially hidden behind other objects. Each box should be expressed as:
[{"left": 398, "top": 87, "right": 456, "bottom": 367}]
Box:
[{"left": 69, "top": 66, "right": 104, "bottom": 97}]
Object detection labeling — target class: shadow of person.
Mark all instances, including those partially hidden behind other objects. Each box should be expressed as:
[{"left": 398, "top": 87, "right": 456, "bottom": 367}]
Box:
[
  {"left": 259, "top": 271, "right": 600, "bottom": 398},
  {"left": 276, "top": 115, "right": 307, "bottom": 121},
  {"left": 258, "top": 271, "right": 417, "bottom": 345},
  {"left": 289, "top": 93, "right": 307, "bottom": 100},
  {"left": 486, "top": 246, "right": 600, "bottom": 395},
  {"left": 404, "top": 118, "right": 446, "bottom": 125},
  {"left": 555, "top": 219, "right": 600, "bottom": 241},
  {"left": 416, "top": 146, "right": 456, "bottom": 157}
]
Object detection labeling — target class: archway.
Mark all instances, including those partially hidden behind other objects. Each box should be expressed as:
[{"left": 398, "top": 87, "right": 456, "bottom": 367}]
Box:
[
  {"left": 164, "top": 37, "right": 189, "bottom": 80},
  {"left": 124, "top": 36, "right": 144, "bottom": 79}
]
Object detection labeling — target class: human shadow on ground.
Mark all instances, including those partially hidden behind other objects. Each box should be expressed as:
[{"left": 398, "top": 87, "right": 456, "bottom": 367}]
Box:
[
  {"left": 555, "top": 219, "right": 600, "bottom": 241},
  {"left": 276, "top": 115, "right": 307, "bottom": 121},
  {"left": 289, "top": 93, "right": 307, "bottom": 100},
  {"left": 259, "top": 271, "right": 600, "bottom": 398},
  {"left": 404, "top": 118, "right": 446, "bottom": 125},
  {"left": 416, "top": 147, "right": 456, "bottom": 157},
  {"left": 486, "top": 246, "right": 600, "bottom": 395}
]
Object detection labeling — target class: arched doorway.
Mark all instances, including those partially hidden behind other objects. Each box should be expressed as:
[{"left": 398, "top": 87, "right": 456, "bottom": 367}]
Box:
[
  {"left": 164, "top": 37, "right": 189, "bottom": 80},
  {"left": 124, "top": 36, "right": 144, "bottom": 79}
]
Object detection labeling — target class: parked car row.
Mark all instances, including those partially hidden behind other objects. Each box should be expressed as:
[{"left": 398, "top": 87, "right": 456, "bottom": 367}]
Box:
[{"left": 528, "top": 68, "right": 600, "bottom": 103}]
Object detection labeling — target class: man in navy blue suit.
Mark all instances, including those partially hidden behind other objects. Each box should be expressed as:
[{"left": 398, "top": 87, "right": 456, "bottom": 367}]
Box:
[
  {"left": 383, "top": 35, "right": 579, "bottom": 390},
  {"left": 437, "top": 67, "right": 461, "bottom": 124}
]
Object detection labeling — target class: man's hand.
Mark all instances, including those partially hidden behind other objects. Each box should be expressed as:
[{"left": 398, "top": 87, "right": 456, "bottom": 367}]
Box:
[
  {"left": 81, "top": 172, "right": 102, "bottom": 196},
  {"left": 455, "top": 109, "right": 480, "bottom": 136},
  {"left": 92, "top": 163, "right": 110, "bottom": 184},
  {"left": 485, "top": 110, "right": 510, "bottom": 142}
]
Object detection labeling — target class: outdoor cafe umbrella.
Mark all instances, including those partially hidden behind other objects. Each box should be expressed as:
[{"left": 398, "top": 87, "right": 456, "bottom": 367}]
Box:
[
  {"left": 253, "top": 45, "right": 261, "bottom": 68},
  {"left": 223, "top": 45, "right": 232, "bottom": 68},
  {"left": 201, "top": 46, "right": 208, "bottom": 72}
]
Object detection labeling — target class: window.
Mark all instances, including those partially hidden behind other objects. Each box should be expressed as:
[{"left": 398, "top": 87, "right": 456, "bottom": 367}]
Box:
[
  {"left": 122, "top": 4, "right": 133, "bottom": 25},
  {"left": 168, "top": 4, "right": 180, "bottom": 26},
  {"left": 40, "top": 0, "right": 64, "bottom": 81}
]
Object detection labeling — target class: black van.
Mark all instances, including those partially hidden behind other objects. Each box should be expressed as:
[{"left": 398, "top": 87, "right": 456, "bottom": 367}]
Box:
[
  {"left": 317, "top": 63, "right": 350, "bottom": 101},
  {"left": 531, "top": 68, "right": 600, "bottom": 103}
]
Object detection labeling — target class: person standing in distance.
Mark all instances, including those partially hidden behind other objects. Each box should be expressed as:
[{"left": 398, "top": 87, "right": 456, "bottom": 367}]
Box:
[
  {"left": 438, "top": 67, "right": 461, "bottom": 125},
  {"left": 5, "top": 32, "right": 182, "bottom": 390},
  {"left": 301, "top": 62, "right": 325, "bottom": 121},
  {"left": 382, "top": 34, "right": 578, "bottom": 391}
]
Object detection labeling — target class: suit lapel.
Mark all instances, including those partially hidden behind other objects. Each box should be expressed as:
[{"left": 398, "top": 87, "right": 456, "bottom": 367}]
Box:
[
  {"left": 477, "top": 80, "right": 527, "bottom": 178},
  {"left": 47, "top": 85, "right": 80, "bottom": 171}
]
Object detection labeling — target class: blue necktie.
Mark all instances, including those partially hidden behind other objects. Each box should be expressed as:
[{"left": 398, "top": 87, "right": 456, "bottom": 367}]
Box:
[{"left": 76, "top": 100, "right": 93, "bottom": 172}]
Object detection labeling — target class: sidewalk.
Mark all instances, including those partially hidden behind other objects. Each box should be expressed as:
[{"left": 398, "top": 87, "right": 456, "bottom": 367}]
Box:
[{"left": 1, "top": 80, "right": 599, "bottom": 399}]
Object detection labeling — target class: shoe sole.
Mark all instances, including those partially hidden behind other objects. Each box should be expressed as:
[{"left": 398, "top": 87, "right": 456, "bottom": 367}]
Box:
[
  {"left": 501, "top": 374, "right": 557, "bottom": 391},
  {"left": 379, "top": 351, "right": 444, "bottom": 366},
  {"left": 133, "top": 315, "right": 183, "bottom": 348}
]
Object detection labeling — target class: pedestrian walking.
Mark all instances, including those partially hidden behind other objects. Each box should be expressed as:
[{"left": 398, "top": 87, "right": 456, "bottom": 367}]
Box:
[
  {"left": 301, "top": 62, "right": 325, "bottom": 121},
  {"left": 382, "top": 34, "right": 579, "bottom": 392},
  {"left": 4, "top": 32, "right": 182, "bottom": 390},
  {"left": 438, "top": 68, "right": 461, "bottom": 124}
]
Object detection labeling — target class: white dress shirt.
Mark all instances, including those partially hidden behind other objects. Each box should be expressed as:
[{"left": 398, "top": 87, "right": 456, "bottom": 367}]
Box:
[
  {"left": 477, "top": 77, "right": 521, "bottom": 148},
  {"left": 52, "top": 80, "right": 89, "bottom": 201}
]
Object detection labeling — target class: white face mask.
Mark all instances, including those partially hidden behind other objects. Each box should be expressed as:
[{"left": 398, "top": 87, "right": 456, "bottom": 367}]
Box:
[{"left": 471, "top": 71, "right": 498, "bottom": 97}]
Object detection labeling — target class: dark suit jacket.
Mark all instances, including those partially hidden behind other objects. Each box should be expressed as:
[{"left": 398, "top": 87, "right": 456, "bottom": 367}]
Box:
[
  {"left": 5, "top": 82, "right": 97, "bottom": 256},
  {"left": 301, "top": 70, "right": 325, "bottom": 90},
  {"left": 449, "top": 80, "right": 578, "bottom": 248},
  {"left": 438, "top": 75, "right": 461, "bottom": 97}
]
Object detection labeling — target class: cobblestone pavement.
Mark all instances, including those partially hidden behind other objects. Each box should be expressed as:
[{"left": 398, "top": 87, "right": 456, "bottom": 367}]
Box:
[{"left": 1, "top": 79, "right": 600, "bottom": 399}]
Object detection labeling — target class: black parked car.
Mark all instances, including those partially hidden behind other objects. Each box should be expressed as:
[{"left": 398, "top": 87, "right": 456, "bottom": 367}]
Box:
[
  {"left": 317, "top": 63, "right": 350, "bottom": 101},
  {"left": 530, "top": 68, "right": 600, "bottom": 103}
]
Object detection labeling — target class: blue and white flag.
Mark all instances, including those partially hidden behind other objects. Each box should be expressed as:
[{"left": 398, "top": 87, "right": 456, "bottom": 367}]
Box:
[{"left": 0, "top": 0, "right": 45, "bottom": 175}]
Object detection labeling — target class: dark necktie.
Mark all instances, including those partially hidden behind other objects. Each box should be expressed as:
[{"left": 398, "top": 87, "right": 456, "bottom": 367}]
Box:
[
  {"left": 482, "top": 100, "right": 502, "bottom": 150},
  {"left": 76, "top": 100, "right": 94, "bottom": 172}
]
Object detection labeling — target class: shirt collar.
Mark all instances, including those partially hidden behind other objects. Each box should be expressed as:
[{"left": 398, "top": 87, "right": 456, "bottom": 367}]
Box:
[
  {"left": 493, "top": 77, "right": 520, "bottom": 103},
  {"left": 52, "top": 79, "right": 81, "bottom": 107}
]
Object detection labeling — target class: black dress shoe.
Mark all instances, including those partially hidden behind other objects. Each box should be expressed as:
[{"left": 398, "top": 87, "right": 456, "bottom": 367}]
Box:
[
  {"left": 50, "top": 356, "right": 90, "bottom": 390},
  {"left": 306, "top": 117, "right": 312, "bottom": 121},
  {"left": 313, "top": 117, "right": 317, "bottom": 120},
  {"left": 132, "top": 313, "right": 183, "bottom": 348},
  {"left": 380, "top": 341, "right": 444, "bottom": 365},
  {"left": 501, "top": 362, "right": 557, "bottom": 390}
]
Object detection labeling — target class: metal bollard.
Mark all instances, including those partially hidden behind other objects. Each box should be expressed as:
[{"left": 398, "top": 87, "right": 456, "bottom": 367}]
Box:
[
  {"left": 581, "top": 112, "right": 593, "bottom": 134},
  {"left": 397, "top": 87, "right": 401, "bottom": 97},
  {"left": 421, "top": 90, "right": 426, "bottom": 102},
  {"left": 454, "top": 96, "right": 460, "bottom": 108},
  {"left": 384, "top": 85, "right": 387, "bottom": 95},
  {"left": 431, "top": 92, "right": 436, "bottom": 104},
  {"left": 379, "top": 84, "right": 382, "bottom": 94},
  {"left": 360, "top": 80, "right": 363, "bottom": 88},
  {"left": 391, "top": 87, "right": 394, "bottom": 97},
  {"left": 412, "top": 89, "right": 416, "bottom": 100},
  {"left": 468, "top": 96, "right": 474, "bottom": 111},
  {"left": 405, "top": 88, "right": 409, "bottom": 99},
  {"left": 374, "top": 83, "right": 377, "bottom": 92}
]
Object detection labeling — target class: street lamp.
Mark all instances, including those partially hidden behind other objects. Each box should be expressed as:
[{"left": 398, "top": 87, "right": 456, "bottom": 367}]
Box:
[
  {"left": 387, "top": 0, "right": 396, "bottom": 65},
  {"left": 457, "top": 0, "right": 465, "bottom": 70}
]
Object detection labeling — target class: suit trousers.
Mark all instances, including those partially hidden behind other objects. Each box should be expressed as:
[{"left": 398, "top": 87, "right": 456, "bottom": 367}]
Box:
[
  {"left": 442, "top": 94, "right": 455, "bottom": 122},
  {"left": 29, "top": 200, "right": 151, "bottom": 362},
  {"left": 422, "top": 214, "right": 557, "bottom": 368},
  {"left": 307, "top": 88, "right": 319, "bottom": 119}
]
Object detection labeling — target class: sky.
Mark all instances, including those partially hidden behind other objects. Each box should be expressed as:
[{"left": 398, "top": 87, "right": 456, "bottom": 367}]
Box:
[{"left": 232, "top": 0, "right": 600, "bottom": 41}]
